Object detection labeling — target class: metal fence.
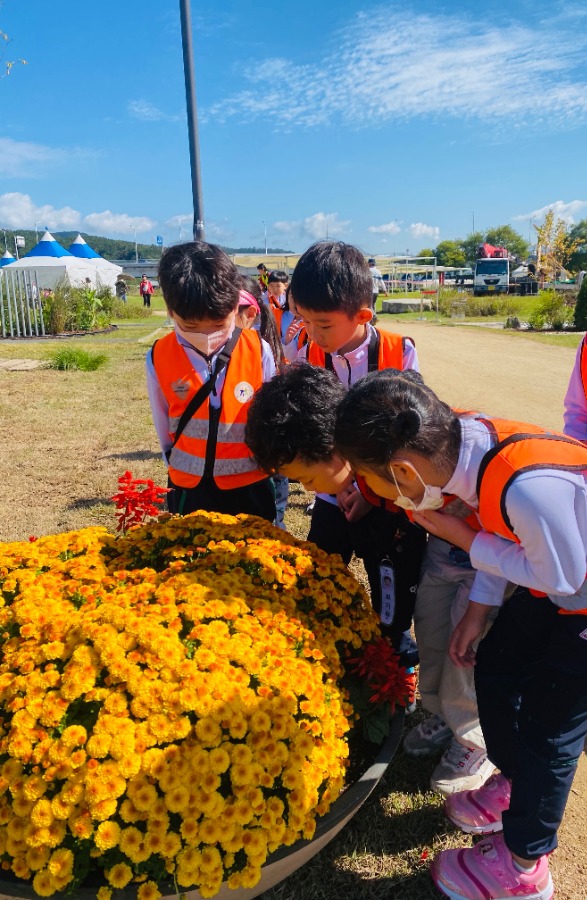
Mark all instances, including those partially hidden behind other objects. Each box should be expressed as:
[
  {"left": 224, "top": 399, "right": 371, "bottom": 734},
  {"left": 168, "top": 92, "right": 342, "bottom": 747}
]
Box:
[{"left": 0, "top": 268, "right": 45, "bottom": 338}]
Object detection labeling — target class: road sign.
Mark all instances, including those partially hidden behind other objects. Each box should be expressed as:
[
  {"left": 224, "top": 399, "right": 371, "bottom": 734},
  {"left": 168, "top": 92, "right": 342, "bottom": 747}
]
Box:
[{"left": 156, "top": 235, "right": 163, "bottom": 246}]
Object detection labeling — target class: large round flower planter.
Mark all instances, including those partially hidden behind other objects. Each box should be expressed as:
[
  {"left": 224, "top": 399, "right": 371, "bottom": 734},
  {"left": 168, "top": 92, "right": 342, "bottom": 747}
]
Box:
[{"left": 0, "top": 712, "right": 404, "bottom": 900}]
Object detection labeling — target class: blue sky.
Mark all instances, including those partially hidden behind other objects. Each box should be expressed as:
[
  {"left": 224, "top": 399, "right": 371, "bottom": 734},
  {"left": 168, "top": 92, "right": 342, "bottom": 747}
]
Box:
[{"left": 1, "top": 0, "right": 587, "bottom": 254}]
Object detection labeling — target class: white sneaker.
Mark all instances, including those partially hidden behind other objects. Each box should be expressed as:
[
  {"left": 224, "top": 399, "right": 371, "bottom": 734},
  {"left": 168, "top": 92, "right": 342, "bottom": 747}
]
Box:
[
  {"left": 430, "top": 739, "right": 495, "bottom": 796},
  {"left": 403, "top": 714, "right": 452, "bottom": 757}
]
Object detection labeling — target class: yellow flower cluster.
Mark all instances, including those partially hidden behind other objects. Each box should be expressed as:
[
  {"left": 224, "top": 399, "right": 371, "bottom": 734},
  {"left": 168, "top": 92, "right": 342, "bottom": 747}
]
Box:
[{"left": 0, "top": 512, "right": 380, "bottom": 898}]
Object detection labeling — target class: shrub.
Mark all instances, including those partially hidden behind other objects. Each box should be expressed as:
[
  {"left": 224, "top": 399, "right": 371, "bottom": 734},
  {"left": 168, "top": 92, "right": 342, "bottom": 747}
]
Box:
[
  {"left": 574, "top": 279, "right": 587, "bottom": 330},
  {"left": 45, "top": 347, "right": 108, "bottom": 371},
  {"left": 109, "top": 300, "right": 153, "bottom": 319},
  {"left": 528, "top": 290, "right": 571, "bottom": 331},
  {"left": 437, "top": 291, "right": 516, "bottom": 318}
]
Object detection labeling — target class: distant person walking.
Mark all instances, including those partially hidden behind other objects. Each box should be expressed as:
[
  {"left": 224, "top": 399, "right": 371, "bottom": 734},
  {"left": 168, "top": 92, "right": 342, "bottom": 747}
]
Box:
[
  {"left": 115, "top": 276, "right": 127, "bottom": 303},
  {"left": 140, "top": 274, "right": 154, "bottom": 308},
  {"left": 256, "top": 263, "right": 269, "bottom": 294},
  {"left": 368, "top": 258, "right": 385, "bottom": 322}
]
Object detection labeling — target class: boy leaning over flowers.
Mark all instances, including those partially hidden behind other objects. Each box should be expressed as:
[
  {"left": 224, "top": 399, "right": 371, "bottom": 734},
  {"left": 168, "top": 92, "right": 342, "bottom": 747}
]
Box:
[{"left": 146, "top": 242, "right": 277, "bottom": 521}]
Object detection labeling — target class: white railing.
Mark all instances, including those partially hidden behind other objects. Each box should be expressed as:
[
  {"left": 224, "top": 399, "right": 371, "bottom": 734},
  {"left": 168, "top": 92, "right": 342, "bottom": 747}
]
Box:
[{"left": 0, "top": 268, "right": 45, "bottom": 338}]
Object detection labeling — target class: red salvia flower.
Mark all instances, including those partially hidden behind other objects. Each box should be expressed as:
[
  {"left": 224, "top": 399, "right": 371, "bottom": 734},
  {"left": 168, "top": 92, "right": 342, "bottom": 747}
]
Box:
[
  {"left": 347, "top": 637, "right": 416, "bottom": 713},
  {"left": 111, "top": 470, "right": 171, "bottom": 533}
]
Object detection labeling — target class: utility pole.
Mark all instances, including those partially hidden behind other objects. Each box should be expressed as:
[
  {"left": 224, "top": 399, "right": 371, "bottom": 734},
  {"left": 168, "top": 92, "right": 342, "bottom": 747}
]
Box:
[{"left": 179, "top": 0, "right": 205, "bottom": 241}]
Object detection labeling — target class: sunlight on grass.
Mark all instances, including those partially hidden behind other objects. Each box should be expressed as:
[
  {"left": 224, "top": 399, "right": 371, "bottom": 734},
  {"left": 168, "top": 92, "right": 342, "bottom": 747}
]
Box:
[{"left": 45, "top": 347, "right": 108, "bottom": 371}]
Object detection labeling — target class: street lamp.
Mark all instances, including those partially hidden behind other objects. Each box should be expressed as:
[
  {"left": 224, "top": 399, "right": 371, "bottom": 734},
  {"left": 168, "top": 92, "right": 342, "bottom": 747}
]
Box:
[
  {"left": 178, "top": 215, "right": 191, "bottom": 241},
  {"left": 130, "top": 225, "right": 138, "bottom": 263},
  {"left": 528, "top": 215, "right": 537, "bottom": 255},
  {"left": 34, "top": 222, "right": 39, "bottom": 243},
  {"left": 180, "top": 0, "right": 205, "bottom": 241},
  {"left": 262, "top": 221, "right": 267, "bottom": 255}
]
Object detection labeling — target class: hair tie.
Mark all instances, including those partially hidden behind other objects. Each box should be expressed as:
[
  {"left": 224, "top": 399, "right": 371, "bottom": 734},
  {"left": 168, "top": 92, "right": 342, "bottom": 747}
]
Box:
[{"left": 395, "top": 409, "right": 421, "bottom": 440}]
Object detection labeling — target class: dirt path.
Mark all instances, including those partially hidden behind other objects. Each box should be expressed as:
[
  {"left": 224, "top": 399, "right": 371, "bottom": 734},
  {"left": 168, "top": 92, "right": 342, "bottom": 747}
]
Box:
[
  {"left": 381, "top": 320, "right": 586, "bottom": 898},
  {"left": 384, "top": 321, "right": 573, "bottom": 430}
]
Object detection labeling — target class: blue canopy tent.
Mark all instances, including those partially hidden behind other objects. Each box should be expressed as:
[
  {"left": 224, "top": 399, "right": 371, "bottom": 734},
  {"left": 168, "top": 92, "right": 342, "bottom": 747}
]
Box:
[
  {"left": 0, "top": 250, "right": 15, "bottom": 268},
  {"left": 67, "top": 234, "right": 101, "bottom": 259}
]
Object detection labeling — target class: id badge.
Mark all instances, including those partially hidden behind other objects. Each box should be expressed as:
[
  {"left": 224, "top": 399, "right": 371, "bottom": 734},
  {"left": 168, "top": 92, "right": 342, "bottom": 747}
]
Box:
[{"left": 379, "top": 559, "right": 396, "bottom": 626}]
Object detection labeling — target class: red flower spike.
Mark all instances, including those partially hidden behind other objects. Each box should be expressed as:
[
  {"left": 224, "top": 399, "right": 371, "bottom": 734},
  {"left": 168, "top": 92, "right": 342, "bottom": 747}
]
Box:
[
  {"left": 347, "top": 637, "right": 416, "bottom": 712},
  {"left": 111, "top": 472, "right": 171, "bottom": 534}
]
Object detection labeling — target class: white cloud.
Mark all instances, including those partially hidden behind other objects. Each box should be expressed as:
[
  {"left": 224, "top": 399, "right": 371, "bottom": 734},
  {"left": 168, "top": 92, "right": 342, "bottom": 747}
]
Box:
[
  {"left": 409, "top": 222, "right": 440, "bottom": 241},
  {"left": 207, "top": 9, "right": 587, "bottom": 131},
  {"left": 128, "top": 99, "right": 182, "bottom": 122},
  {"left": 0, "top": 192, "right": 81, "bottom": 230},
  {"left": 513, "top": 200, "right": 587, "bottom": 225},
  {"left": 0, "top": 193, "right": 156, "bottom": 236},
  {"left": 83, "top": 211, "right": 156, "bottom": 234},
  {"left": 368, "top": 221, "right": 401, "bottom": 235},
  {"left": 273, "top": 212, "right": 351, "bottom": 241},
  {"left": 0, "top": 138, "right": 93, "bottom": 178}
]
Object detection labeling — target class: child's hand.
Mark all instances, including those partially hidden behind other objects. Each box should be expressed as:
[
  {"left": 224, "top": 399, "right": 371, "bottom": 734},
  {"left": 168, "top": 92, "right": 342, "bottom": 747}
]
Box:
[
  {"left": 342, "top": 490, "right": 373, "bottom": 522},
  {"left": 449, "top": 602, "right": 492, "bottom": 668},
  {"left": 412, "top": 510, "right": 476, "bottom": 552},
  {"left": 284, "top": 319, "right": 303, "bottom": 345}
]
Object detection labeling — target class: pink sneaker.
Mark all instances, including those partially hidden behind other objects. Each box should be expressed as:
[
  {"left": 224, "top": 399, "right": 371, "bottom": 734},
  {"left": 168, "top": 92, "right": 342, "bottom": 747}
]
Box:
[
  {"left": 445, "top": 772, "right": 511, "bottom": 834},
  {"left": 431, "top": 833, "right": 553, "bottom": 900}
]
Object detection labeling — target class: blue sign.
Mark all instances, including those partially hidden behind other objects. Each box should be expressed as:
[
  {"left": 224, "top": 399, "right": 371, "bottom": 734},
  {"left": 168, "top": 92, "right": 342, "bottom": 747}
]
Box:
[{"left": 156, "top": 235, "right": 163, "bottom": 246}]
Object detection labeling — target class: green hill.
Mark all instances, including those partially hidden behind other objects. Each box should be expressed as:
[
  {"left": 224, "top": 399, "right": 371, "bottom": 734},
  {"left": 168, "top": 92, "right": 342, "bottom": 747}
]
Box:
[{"left": 1, "top": 229, "right": 292, "bottom": 261}]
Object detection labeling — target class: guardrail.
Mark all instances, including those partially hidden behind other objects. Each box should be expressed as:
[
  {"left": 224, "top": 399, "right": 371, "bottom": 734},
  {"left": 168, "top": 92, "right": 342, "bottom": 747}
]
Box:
[{"left": 0, "top": 268, "right": 45, "bottom": 338}]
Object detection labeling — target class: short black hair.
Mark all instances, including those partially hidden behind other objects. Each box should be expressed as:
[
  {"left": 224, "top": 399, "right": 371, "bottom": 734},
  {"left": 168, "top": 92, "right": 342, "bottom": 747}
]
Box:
[
  {"left": 268, "top": 270, "right": 289, "bottom": 284},
  {"left": 158, "top": 242, "right": 241, "bottom": 319},
  {"left": 289, "top": 241, "right": 372, "bottom": 315},
  {"left": 245, "top": 363, "right": 346, "bottom": 473},
  {"left": 335, "top": 369, "right": 461, "bottom": 476},
  {"left": 257, "top": 263, "right": 267, "bottom": 271}
]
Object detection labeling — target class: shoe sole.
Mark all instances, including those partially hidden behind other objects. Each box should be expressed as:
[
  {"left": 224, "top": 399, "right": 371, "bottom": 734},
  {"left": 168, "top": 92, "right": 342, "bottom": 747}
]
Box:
[
  {"left": 445, "top": 812, "right": 504, "bottom": 835},
  {"left": 431, "top": 867, "right": 554, "bottom": 900},
  {"left": 403, "top": 742, "right": 451, "bottom": 758}
]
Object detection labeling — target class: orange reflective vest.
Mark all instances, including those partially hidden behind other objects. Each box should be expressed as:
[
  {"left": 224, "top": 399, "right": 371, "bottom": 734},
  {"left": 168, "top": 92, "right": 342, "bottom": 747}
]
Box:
[
  {"left": 476, "top": 416, "right": 587, "bottom": 609},
  {"left": 306, "top": 328, "right": 409, "bottom": 372},
  {"left": 151, "top": 330, "right": 266, "bottom": 489}
]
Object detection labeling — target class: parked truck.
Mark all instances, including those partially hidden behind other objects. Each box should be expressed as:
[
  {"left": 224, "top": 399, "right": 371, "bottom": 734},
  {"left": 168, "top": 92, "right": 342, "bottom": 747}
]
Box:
[{"left": 473, "top": 243, "right": 510, "bottom": 296}]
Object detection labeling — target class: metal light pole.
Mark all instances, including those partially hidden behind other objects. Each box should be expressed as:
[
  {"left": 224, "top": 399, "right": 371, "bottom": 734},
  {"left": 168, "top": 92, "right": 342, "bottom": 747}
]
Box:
[
  {"left": 528, "top": 216, "right": 536, "bottom": 255},
  {"left": 262, "top": 221, "right": 267, "bottom": 255},
  {"left": 179, "top": 0, "right": 205, "bottom": 242},
  {"left": 34, "top": 222, "right": 39, "bottom": 243},
  {"left": 130, "top": 225, "right": 138, "bottom": 263}
]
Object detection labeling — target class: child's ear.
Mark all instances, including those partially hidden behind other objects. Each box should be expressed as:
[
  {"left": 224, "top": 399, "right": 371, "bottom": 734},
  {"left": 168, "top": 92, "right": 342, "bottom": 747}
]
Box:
[
  {"left": 356, "top": 307, "right": 373, "bottom": 324},
  {"left": 389, "top": 460, "right": 419, "bottom": 483}
]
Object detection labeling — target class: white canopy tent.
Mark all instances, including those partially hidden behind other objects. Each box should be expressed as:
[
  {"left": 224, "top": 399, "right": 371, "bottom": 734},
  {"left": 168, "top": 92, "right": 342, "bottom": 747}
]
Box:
[{"left": 5, "top": 232, "right": 122, "bottom": 291}]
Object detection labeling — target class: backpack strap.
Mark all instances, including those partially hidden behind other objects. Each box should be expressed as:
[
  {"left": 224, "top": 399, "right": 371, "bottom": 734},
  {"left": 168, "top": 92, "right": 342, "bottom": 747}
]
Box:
[{"left": 165, "top": 328, "right": 242, "bottom": 461}]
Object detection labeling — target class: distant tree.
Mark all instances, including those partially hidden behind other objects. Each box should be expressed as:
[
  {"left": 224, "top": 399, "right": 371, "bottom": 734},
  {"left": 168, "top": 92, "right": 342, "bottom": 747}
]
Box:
[
  {"left": 535, "top": 211, "right": 581, "bottom": 281},
  {"left": 460, "top": 232, "right": 485, "bottom": 265},
  {"left": 568, "top": 219, "right": 587, "bottom": 273},
  {"left": 1, "top": 6, "right": 27, "bottom": 79},
  {"left": 419, "top": 247, "right": 435, "bottom": 259},
  {"left": 484, "top": 225, "right": 528, "bottom": 262},
  {"left": 573, "top": 274, "right": 587, "bottom": 330},
  {"left": 434, "top": 240, "right": 466, "bottom": 268}
]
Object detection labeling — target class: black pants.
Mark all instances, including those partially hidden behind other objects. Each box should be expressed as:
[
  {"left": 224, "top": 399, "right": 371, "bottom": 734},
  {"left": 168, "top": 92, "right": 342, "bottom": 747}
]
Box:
[
  {"left": 142, "top": 294, "right": 151, "bottom": 307},
  {"left": 308, "top": 498, "right": 426, "bottom": 666},
  {"left": 167, "top": 475, "right": 276, "bottom": 522},
  {"left": 475, "top": 588, "right": 587, "bottom": 859}
]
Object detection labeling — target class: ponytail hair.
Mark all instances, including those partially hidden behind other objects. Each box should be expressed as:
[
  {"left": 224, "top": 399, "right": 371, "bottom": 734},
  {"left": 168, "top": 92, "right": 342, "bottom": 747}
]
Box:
[{"left": 334, "top": 370, "right": 461, "bottom": 474}]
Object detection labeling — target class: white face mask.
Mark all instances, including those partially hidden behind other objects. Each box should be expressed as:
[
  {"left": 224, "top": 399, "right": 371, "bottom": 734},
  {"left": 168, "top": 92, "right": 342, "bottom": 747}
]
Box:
[
  {"left": 176, "top": 319, "right": 234, "bottom": 356},
  {"left": 389, "top": 463, "right": 444, "bottom": 512}
]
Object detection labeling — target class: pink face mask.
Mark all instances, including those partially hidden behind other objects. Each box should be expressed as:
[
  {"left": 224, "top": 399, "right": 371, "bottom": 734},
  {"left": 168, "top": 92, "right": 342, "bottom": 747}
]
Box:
[{"left": 176, "top": 318, "right": 235, "bottom": 356}]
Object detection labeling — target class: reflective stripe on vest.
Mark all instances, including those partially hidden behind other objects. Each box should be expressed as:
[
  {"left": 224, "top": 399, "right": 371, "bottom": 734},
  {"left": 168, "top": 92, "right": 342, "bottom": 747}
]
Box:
[
  {"left": 306, "top": 328, "right": 408, "bottom": 372},
  {"left": 152, "top": 330, "right": 265, "bottom": 489}
]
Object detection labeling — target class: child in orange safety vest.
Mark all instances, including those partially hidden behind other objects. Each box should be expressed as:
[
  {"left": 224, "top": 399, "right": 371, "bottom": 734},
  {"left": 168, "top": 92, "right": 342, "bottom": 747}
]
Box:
[
  {"left": 253, "top": 240, "right": 426, "bottom": 669},
  {"left": 335, "top": 368, "right": 587, "bottom": 900},
  {"left": 146, "top": 242, "right": 277, "bottom": 521}
]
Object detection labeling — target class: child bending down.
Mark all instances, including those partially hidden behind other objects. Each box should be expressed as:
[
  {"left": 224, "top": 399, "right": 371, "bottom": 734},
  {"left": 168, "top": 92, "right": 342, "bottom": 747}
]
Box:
[
  {"left": 244, "top": 362, "right": 426, "bottom": 666},
  {"left": 334, "top": 368, "right": 587, "bottom": 900}
]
